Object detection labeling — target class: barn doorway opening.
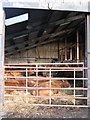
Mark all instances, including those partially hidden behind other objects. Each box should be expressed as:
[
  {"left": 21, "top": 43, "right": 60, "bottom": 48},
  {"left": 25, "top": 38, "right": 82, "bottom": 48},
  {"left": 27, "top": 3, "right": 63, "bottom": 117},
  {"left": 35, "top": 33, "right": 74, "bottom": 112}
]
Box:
[{"left": 4, "top": 8, "right": 88, "bottom": 108}]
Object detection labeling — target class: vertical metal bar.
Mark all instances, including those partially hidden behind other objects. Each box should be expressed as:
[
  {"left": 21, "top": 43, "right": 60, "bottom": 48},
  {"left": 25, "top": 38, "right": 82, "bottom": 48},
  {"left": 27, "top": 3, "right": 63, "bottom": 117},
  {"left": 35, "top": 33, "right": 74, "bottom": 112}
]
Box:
[
  {"left": 74, "top": 69, "right": 76, "bottom": 105},
  {"left": 26, "top": 67, "right": 28, "bottom": 94},
  {"left": 0, "top": 3, "right": 5, "bottom": 119},
  {"left": 36, "top": 64, "right": 38, "bottom": 96},
  {"left": 77, "top": 31, "right": 79, "bottom": 63},
  {"left": 49, "top": 68, "right": 51, "bottom": 105},
  {"left": 87, "top": 15, "right": 90, "bottom": 107}
]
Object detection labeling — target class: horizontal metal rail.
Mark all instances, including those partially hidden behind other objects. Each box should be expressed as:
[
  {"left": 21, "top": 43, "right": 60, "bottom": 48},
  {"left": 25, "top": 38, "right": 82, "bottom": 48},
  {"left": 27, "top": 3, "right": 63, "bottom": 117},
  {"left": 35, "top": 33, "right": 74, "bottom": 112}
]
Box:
[
  {"left": 4, "top": 66, "right": 87, "bottom": 69},
  {"left": 3, "top": 102, "right": 88, "bottom": 108},
  {"left": 4, "top": 86, "right": 90, "bottom": 90},
  {"left": 5, "top": 69, "right": 86, "bottom": 72},
  {"left": 4, "top": 76, "right": 89, "bottom": 80},
  {"left": 5, "top": 62, "right": 84, "bottom": 65}
]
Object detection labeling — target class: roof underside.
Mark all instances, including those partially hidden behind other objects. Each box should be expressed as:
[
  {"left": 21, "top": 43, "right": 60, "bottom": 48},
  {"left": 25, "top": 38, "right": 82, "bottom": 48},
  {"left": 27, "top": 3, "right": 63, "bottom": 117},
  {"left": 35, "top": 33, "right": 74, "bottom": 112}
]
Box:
[{"left": 5, "top": 8, "right": 85, "bottom": 56}]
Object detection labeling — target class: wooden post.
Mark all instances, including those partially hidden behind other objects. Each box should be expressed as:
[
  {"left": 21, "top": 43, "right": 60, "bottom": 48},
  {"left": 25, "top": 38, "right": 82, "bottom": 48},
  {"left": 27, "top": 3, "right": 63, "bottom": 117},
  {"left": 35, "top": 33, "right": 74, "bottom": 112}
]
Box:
[
  {"left": 65, "top": 38, "right": 67, "bottom": 61},
  {"left": 70, "top": 47, "right": 72, "bottom": 61},
  {"left": 77, "top": 31, "right": 79, "bottom": 63},
  {"left": 57, "top": 40, "right": 60, "bottom": 60}
]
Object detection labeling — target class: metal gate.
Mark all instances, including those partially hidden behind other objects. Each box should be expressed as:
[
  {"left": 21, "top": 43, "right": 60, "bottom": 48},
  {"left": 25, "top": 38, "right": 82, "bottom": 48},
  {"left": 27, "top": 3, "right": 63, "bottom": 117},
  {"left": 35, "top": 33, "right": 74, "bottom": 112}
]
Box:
[{"left": 4, "top": 62, "right": 89, "bottom": 107}]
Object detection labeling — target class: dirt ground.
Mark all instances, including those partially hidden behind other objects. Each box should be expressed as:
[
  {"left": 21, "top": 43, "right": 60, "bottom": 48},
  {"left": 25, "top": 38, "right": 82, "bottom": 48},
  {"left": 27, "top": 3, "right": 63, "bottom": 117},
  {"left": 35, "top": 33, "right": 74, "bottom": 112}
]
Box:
[
  {"left": 2, "top": 104, "right": 88, "bottom": 118},
  {"left": 3, "top": 89, "right": 89, "bottom": 118}
]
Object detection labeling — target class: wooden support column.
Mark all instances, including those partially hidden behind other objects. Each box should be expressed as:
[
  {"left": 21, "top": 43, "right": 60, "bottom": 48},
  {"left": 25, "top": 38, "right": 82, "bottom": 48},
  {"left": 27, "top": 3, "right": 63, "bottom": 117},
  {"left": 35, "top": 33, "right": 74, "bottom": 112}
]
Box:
[
  {"left": 87, "top": 15, "right": 90, "bottom": 107},
  {"left": 65, "top": 39, "right": 67, "bottom": 61},
  {"left": 60, "top": 51, "right": 63, "bottom": 62},
  {"left": 57, "top": 40, "right": 60, "bottom": 60},
  {"left": 77, "top": 31, "right": 79, "bottom": 63},
  {"left": 0, "top": 2, "right": 5, "bottom": 119},
  {"left": 70, "top": 47, "right": 72, "bottom": 61}
]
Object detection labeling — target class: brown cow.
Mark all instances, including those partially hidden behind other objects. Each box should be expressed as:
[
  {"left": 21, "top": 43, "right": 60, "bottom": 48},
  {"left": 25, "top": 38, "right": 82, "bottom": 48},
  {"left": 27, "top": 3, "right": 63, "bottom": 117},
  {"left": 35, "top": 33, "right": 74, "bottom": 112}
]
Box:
[
  {"left": 5, "top": 75, "right": 70, "bottom": 96},
  {"left": 32, "top": 79, "right": 70, "bottom": 96}
]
